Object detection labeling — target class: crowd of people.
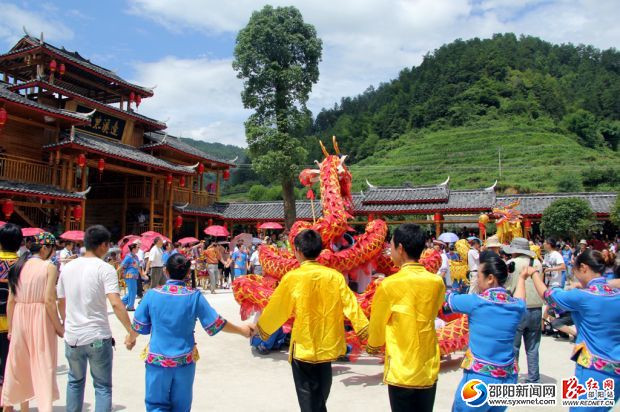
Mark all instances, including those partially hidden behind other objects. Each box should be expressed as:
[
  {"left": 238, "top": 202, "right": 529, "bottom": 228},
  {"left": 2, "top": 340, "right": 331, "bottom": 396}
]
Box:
[{"left": 0, "top": 220, "right": 618, "bottom": 411}]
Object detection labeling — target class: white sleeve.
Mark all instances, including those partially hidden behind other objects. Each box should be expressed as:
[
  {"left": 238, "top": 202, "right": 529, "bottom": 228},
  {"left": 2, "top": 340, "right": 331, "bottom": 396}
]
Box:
[
  {"left": 56, "top": 273, "right": 65, "bottom": 298},
  {"left": 102, "top": 263, "right": 120, "bottom": 295}
]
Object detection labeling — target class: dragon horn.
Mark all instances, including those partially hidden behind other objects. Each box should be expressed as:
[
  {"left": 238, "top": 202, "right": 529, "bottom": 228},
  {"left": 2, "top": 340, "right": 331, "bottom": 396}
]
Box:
[
  {"left": 332, "top": 136, "right": 341, "bottom": 155},
  {"left": 319, "top": 140, "right": 329, "bottom": 157}
]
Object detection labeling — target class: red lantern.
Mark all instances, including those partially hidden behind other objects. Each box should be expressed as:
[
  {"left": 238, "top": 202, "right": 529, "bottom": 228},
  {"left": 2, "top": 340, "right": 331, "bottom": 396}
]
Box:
[
  {"left": 166, "top": 174, "right": 173, "bottom": 185},
  {"left": 2, "top": 199, "right": 14, "bottom": 219},
  {"left": 198, "top": 163, "right": 205, "bottom": 174},
  {"left": 77, "top": 153, "right": 86, "bottom": 168},
  {"left": 306, "top": 189, "right": 315, "bottom": 200},
  {"left": 223, "top": 169, "right": 230, "bottom": 180},
  {"left": 524, "top": 219, "right": 532, "bottom": 230},
  {"left": 478, "top": 222, "right": 487, "bottom": 239},
  {"left": 174, "top": 215, "right": 183, "bottom": 229},
  {"left": 369, "top": 213, "right": 375, "bottom": 222},
  {"left": 180, "top": 176, "right": 186, "bottom": 187},
  {"left": 129, "top": 92, "right": 135, "bottom": 104},
  {"left": 98, "top": 158, "right": 105, "bottom": 173},
  {"left": 73, "top": 204, "right": 82, "bottom": 220},
  {"left": 433, "top": 213, "right": 443, "bottom": 222},
  {"left": 59, "top": 63, "right": 66, "bottom": 76},
  {"left": 208, "top": 218, "right": 213, "bottom": 226},
  {"left": 49, "top": 59, "right": 57, "bottom": 73},
  {"left": 0, "top": 107, "right": 7, "bottom": 129},
  {"left": 135, "top": 95, "right": 142, "bottom": 108}
]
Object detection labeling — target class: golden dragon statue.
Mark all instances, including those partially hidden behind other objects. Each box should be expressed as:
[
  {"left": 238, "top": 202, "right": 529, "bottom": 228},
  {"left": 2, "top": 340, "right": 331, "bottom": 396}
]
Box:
[{"left": 233, "top": 137, "right": 468, "bottom": 357}]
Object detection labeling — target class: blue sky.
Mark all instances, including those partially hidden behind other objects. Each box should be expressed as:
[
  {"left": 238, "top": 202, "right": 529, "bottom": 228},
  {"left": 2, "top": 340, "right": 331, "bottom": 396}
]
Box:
[{"left": 1, "top": 0, "right": 618, "bottom": 147}]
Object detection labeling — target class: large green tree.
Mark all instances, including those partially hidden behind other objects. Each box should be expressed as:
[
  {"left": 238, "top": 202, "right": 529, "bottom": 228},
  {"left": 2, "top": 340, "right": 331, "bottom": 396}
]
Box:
[
  {"left": 540, "top": 198, "right": 595, "bottom": 241},
  {"left": 233, "top": 5, "right": 322, "bottom": 227},
  {"left": 610, "top": 193, "right": 620, "bottom": 228}
]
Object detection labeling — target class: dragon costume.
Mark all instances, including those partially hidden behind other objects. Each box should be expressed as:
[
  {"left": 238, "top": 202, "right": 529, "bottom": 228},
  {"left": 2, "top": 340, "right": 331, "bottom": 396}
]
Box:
[{"left": 233, "top": 138, "right": 468, "bottom": 357}]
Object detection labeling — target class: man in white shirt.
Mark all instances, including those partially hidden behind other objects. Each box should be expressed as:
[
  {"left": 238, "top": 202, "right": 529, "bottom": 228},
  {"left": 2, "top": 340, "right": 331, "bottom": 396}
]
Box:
[
  {"left": 467, "top": 237, "right": 481, "bottom": 294},
  {"left": 145, "top": 237, "right": 165, "bottom": 288},
  {"left": 542, "top": 238, "right": 566, "bottom": 288},
  {"left": 433, "top": 240, "right": 451, "bottom": 288},
  {"left": 250, "top": 247, "right": 262, "bottom": 275},
  {"left": 57, "top": 225, "right": 135, "bottom": 412},
  {"left": 59, "top": 240, "right": 76, "bottom": 272},
  {"left": 16, "top": 237, "right": 32, "bottom": 257}
]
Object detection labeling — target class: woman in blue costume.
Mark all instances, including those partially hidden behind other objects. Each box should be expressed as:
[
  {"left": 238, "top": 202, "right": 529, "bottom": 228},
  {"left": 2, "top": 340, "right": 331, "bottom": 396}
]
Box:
[
  {"left": 528, "top": 249, "right": 620, "bottom": 411},
  {"left": 448, "top": 251, "right": 527, "bottom": 412},
  {"left": 130, "top": 254, "right": 253, "bottom": 412}
]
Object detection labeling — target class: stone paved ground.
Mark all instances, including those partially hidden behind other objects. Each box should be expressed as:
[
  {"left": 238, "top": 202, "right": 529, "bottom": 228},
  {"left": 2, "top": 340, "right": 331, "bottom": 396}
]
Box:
[{"left": 38, "top": 289, "right": 583, "bottom": 411}]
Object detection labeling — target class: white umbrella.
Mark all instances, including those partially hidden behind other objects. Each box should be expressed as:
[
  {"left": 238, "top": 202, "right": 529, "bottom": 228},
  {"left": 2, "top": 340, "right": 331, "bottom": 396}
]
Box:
[{"left": 438, "top": 232, "right": 459, "bottom": 243}]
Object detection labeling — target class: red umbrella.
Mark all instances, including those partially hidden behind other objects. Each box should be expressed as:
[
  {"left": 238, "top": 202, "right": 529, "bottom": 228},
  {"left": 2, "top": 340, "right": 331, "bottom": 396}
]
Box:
[
  {"left": 22, "top": 228, "right": 44, "bottom": 237},
  {"left": 204, "top": 225, "right": 229, "bottom": 237},
  {"left": 60, "top": 230, "right": 85, "bottom": 241},
  {"left": 141, "top": 231, "right": 170, "bottom": 241},
  {"left": 0, "top": 221, "right": 6, "bottom": 227},
  {"left": 258, "top": 222, "right": 284, "bottom": 230},
  {"left": 177, "top": 237, "right": 199, "bottom": 246}
]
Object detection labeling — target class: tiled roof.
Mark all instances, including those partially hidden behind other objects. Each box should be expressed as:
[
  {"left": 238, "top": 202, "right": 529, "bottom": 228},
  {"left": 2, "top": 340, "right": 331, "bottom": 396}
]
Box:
[
  {"left": 0, "top": 179, "right": 84, "bottom": 201},
  {"left": 357, "top": 189, "right": 495, "bottom": 213},
  {"left": 0, "top": 83, "right": 90, "bottom": 123},
  {"left": 143, "top": 132, "right": 235, "bottom": 167},
  {"left": 0, "top": 37, "right": 153, "bottom": 96},
  {"left": 363, "top": 185, "right": 449, "bottom": 204},
  {"left": 43, "top": 132, "right": 195, "bottom": 174},
  {"left": 9, "top": 80, "right": 165, "bottom": 130},
  {"left": 496, "top": 193, "right": 618, "bottom": 216},
  {"left": 177, "top": 201, "right": 320, "bottom": 220}
]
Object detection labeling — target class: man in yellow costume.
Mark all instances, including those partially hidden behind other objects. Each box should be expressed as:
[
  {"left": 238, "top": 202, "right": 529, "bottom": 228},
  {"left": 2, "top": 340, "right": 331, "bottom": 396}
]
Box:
[
  {"left": 255, "top": 229, "right": 369, "bottom": 412},
  {"left": 367, "top": 224, "right": 445, "bottom": 412}
]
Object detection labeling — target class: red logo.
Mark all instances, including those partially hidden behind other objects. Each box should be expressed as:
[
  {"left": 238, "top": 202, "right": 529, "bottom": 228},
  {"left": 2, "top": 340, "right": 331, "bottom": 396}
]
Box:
[{"left": 562, "top": 377, "right": 586, "bottom": 399}]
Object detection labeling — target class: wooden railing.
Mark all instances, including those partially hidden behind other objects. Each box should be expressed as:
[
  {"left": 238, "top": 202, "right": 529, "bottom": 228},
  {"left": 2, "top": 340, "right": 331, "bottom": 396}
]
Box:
[
  {"left": 0, "top": 154, "right": 53, "bottom": 185},
  {"left": 173, "top": 188, "right": 216, "bottom": 206}
]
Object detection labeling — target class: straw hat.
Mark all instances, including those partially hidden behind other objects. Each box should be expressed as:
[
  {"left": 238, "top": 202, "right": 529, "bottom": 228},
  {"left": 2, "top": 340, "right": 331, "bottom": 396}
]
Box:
[{"left": 485, "top": 235, "right": 502, "bottom": 249}]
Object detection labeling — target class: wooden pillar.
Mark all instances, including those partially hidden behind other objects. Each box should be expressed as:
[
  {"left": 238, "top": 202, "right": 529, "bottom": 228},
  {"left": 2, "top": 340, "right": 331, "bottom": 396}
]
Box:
[
  {"left": 67, "top": 158, "right": 75, "bottom": 191},
  {"left": 194, "top": 217, "right": 199, "bottom": 239},
  {"left": 64, "top": 203, "right": 72, "bottom": 232},
  {"left": 122, "top": 177, "right": 128, "bottom": 235},
  {"left": 162, "top": 180, "right": 168, "bottom": 234},
  {"left": 80, "top": 200, "right": 86, "bottom": 231},
  {"left": 168, "top": 183, "right": 174, "bottom": 239},
  {"left": 188, "top": 176, "right": 193, "bottom": 204},
  {"left": 149, "top": 177, "right": 155, "bottom": 231},
  {"left": 60, "top": 160, "right": 68, "bottom": 190},
  {"left": 215, "top": 171, "right": 221, "bottom": 201},
  {"left": 433, "top": 213, "right": 442, "bottom": 238}
]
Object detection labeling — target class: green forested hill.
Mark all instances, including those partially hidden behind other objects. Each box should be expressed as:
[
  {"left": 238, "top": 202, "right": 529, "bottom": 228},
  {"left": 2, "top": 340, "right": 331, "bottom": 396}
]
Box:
[{"left": 307, "top": 33, "right": 620, "bottom": 192}]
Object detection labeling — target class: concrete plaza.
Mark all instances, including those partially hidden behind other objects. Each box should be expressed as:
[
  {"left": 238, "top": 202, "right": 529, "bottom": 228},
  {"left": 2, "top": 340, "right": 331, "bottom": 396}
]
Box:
[{"left": 44, "top": 289, "right": 579, "bottom": 411}]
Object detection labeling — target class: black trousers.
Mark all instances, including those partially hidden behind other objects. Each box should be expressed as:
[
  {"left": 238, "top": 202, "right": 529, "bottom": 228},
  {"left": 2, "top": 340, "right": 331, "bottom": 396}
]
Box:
[
  {"left": 291, "top": 359, "right": 332, "bottom": 412},
  {"left": 388, "top": 383, "right": 437, "bottom": 412}
]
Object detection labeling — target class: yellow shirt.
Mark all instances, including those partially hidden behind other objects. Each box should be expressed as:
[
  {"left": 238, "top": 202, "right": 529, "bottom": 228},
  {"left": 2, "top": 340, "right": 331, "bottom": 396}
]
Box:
[
  {"left": 257, "top": 260, "right": 369, "bottom": 363},
  {"left": 367, "top": 263, "right": 445, "bottom": 388}
]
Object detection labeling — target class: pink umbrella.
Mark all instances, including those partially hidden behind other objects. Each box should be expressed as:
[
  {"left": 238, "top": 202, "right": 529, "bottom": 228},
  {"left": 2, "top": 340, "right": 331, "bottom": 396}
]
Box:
[
  {"left": 204, "top": 225, "right": 229, "bottom": 237},
  {"left": 118, "top": 234, "right": 140, "bottom": 246},
  {"left": 141, "top": 231, "right": 170, "bottom": 242},
  {"left": 258, "top": 222, "right": 284, "bottom": 230},
  {"left": 22, "top": 228, "right": 44, "bottom": 237},
  {"left": 60, "top": 230, "right": 85, "bottom": 242},
  {"left": 177, "top": 237, "right": 199, "bottom": 246},
  {"left": 232, "top": 233, "right": 253, "bottom": 248},
  {"left": 0, "top": 221, "right": 6, "bottom": 227}
]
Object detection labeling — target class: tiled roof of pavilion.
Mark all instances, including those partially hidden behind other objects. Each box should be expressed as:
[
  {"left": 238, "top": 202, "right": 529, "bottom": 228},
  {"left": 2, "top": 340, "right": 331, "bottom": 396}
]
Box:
[
  {"left": 362, "top": 180, "right": 450, "bottom": 204},
  {"left": 43, "top": 131, "right": 196, "bottom": 174},
  {"left": 0, "top": 83, "right": 90, "bottom": 123},
  {"left": 0, "top": 179, "right": 85, "bottom": 201},
  {"left": 496, "top": 192, "right": 618, "bottom": 217},
  {"left": 8, "top": 80, "right": 166, "bottom": 130},
  {"left": 142, "top": 132, "right": 235, "bottom": 168},
  {"left": 1, "top": 36, "right": 153, "bottom": 96},
  {"left": 178, "top": 201, "right": 320, "bottom": 220}
]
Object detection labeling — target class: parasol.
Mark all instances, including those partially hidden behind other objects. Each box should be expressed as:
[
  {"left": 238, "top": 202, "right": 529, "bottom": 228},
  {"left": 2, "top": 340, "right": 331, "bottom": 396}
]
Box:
[
  {"left": 22, "top": 227, "right": 44, "bottom": 237},
  {"left": 204, "top": 225, "right": 229, "bottom": 237},
  {"left": 438, "top": 232, "right": 459, "bottom": 243},
  {"left": 232, "top": 233, "right": 253, "bottom": 248},
  {"left": 177, "top": 237, "right": 200, "bottom": 246},
  {"left": 60, "top": 230, "right": 85, "bottom": 242},
  {"left": 258, "top": 222, "right": 284, "bottom": 230}
]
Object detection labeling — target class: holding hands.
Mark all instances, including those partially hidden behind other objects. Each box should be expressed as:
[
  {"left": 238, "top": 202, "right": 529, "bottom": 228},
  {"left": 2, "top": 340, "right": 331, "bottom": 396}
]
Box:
[
  {"left": 520, "top": 266, "right": 539, "bottom": 279},
  {"left": 125, "top": 332, "right": 137, "bottom": 350}
]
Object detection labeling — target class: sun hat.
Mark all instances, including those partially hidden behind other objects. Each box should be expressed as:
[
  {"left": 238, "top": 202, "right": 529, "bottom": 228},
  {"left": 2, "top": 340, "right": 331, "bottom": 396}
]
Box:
[
  {"left": 502, "top": 237, "right": 535, "bottom": 258},
  {"left": 485, "top": 235, "right": 502, "bottom": 249},
  {"left": 432, "top": 239, "right": 447, "bottom": 247},
  {"left": 579, "top": 239, "right": 588, "bottom": 245}
]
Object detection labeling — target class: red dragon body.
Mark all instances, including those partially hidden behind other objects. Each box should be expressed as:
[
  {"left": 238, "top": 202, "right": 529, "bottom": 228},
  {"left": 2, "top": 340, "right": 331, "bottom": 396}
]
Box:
[{"left": 233, "top": 137, "right": 468, "bottom": 358}]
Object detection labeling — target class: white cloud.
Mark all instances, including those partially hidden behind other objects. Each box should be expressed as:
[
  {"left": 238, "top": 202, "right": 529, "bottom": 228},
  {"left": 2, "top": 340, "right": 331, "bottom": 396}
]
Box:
[
  {"left": 133, "top": 56, "right": 251, "bottom": 147},
  {"left": 128, "top": 0, "right": 620, "bottom": 145},
  {"left": 0, "top": 2, "right": 73, "bottom": 46}
]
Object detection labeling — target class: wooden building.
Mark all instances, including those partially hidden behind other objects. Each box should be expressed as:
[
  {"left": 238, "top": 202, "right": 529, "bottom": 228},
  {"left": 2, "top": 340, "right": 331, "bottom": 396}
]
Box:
[{"left": 0, "top": 35, "right": 233, "bottom": 238}]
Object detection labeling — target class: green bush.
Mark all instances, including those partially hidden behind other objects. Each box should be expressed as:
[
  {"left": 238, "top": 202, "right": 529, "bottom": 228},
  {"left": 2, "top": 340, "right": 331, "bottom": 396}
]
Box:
[{"left": 541, "top": 198, "right": 595, "bottom": 241}]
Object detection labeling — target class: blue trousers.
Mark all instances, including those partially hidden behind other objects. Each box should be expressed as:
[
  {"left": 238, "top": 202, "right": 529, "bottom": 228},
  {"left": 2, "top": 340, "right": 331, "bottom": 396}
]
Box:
[
  {"left": 452, "top": 370, "right": 517, "bottom": 412},
  {"left": 65, "top": 339, "right": 113, "bottom": 412},
  {"left": 571, "top": 365, "right": 620, "bottom": 412},
  {"left": 145, "top": 363, "right": 195, "bottom": 412},
  {"left": 514, "top": 307, "right": 542, "bottom": 382},
  {"left": 122, "top": 278, "right": 137, "bottom": 309}
]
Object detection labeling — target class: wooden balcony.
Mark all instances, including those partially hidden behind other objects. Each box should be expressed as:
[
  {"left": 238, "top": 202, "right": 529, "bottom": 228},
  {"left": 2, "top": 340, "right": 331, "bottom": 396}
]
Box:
[
  {"left": 0, "top": 154, "right": 53, "bottom": 185},
  {"left": 173, "top": 187, "right": 216, "bottom": 207}
]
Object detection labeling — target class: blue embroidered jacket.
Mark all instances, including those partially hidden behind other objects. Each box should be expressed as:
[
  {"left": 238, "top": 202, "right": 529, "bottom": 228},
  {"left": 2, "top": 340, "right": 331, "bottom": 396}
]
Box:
[
  {"left": 544, "top": 277, "right": 620, "bottom": 375},
  {"left": 446, "top": 287, "right": 526, "bottom": 377},
  {"left": 132, "top": 280, "right": 227, "bottom": 367}
]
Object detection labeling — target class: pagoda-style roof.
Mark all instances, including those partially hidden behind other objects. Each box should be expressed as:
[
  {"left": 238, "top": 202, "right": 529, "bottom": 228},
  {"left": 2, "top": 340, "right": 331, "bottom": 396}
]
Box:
[
  {"left": 0, "top": 82, "right": 91, "bottom": 124},
  {"left": 363, "top": 179, "right": 450, "bottom": 204},
  {"left": 0, "top": 36, "right": 153, "bottom": 103},
  {"left": 497, "top": 192, "right": 618, "bottom": 217},
  {"left": 142, "top": 132, "right": 235, "bottom": 168},
  {"left": 177, "top": 201, "right": 319, "bottom": 221},
  {"left": 8, "top": 80, "right": 166, "bottom": 131},
  {"left": 0, "top": 179, "right": 85, "bottom": 201},
  {"left": 43, "top": 132, "right": 196, "bottom": 175}
]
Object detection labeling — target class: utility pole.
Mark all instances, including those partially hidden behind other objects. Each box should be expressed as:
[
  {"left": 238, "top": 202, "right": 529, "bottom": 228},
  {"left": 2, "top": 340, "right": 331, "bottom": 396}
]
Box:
[{"left": 498, "top": 147, "right": 502, "bottom": 181}]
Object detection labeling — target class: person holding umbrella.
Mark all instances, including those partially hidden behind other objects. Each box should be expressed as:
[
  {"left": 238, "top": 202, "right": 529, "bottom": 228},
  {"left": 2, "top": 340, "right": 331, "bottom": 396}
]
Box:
[{"left": 120, "top": 243, "right": 145, "bottom": 311}]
